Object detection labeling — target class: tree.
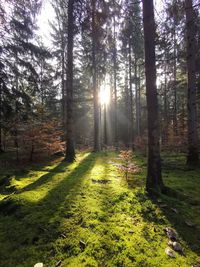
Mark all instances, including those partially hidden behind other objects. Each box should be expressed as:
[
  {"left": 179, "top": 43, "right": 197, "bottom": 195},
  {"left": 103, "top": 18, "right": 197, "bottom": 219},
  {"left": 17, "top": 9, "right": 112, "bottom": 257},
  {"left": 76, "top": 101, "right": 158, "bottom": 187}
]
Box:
[
  {"left": 185, "top": 0, "right": 199, "bottom": 165},
  {"left": 92, "top": 0, "right": 101, "bottom": 152},
  {"left": 51, "top": 0, "right": 68, "bottom": 129},
  {"left": 119, "top": 0, "right": 144, "bottom": 148},
  {"left": 65, "top": 0, "right": 75, "bottom": 162},
  {"left": 112, "top": 0, "right": 119, "bottom": 149},
  {"left": 142, "top": 0, "right": 165, "bottom": 193}
]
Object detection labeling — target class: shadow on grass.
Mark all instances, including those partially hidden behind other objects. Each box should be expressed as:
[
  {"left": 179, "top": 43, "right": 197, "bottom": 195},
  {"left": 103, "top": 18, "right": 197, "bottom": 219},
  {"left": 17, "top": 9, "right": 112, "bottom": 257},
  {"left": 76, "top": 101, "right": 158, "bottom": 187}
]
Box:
[
  {"left": 34, "top": 153, "right": 96, "bottom": 216},
  {"left": 136, "top": 182, "right": 200, "bottom": 257},
  {"left": 129, "top": 152, "right": 200, "bottom": 257},
  {"left": 17, "top": 160, "right": 70, "bottom": 193},
  {"left": 0, "top": 152, "right": 98, "bottom": 266}
]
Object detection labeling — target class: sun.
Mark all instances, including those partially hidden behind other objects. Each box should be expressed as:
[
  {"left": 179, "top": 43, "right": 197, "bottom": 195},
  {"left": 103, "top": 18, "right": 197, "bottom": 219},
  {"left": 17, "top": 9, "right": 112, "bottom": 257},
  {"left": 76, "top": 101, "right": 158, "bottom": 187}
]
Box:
[{"left": 99, "top": 84, "right": 110, "bottom": 105}]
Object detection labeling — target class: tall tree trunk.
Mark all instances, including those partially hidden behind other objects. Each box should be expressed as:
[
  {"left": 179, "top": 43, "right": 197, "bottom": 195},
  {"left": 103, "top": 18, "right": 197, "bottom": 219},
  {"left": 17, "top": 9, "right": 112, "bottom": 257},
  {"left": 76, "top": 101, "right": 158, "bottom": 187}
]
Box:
[
  {"left": 113, "top": 3, "right": 118, "bottom": 150},
  {"left": 124, "top": 53, "right": 130, "bottom": 147},
  {"left": 61, "top": 36, "right": 66, "bottom": 133},
  {"left": 0, "top": 82, "right": 3, "bottom": 153},
  {"left": 134, "top": 57, "right": 139, "bottom": 137},
  {"left": 173, "top": 26, "right": 178, "bottom": 135},
  {"left": 15, "top": 53, "right": 19, "bottom": 162},
  {"left": 128, "top": 40, "right": 134, "bottom": 149},
  {"left": 142, "top": 0, "right": 164, "bottom": 194},
  {"left": 104, "top": 104, "right": 107, "bottom": 146},
  {"left": 92, "top": 0, "right": 101, "bottom": 152},
  {"left": 185, "top": 0, "right": 199, "bottom": 165},
  {"left": 65, "top": 0, "right": 75, "bottom": 162},
  {"left": 138, "top": 64, "right": 142, "bottom": 136},
  {"left": 54, "top": 2, "right": 66, "bottom": 132},
  {"left": 163, "top": 57, "right": 168, "bottom": 144}
]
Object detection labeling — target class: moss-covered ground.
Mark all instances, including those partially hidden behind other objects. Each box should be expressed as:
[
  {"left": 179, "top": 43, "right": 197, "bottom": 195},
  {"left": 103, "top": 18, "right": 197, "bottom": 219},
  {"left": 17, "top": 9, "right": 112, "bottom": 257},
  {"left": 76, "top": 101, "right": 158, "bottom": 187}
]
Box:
[{"left": 0, "top": 151, "right": 199, "bottom": 267}]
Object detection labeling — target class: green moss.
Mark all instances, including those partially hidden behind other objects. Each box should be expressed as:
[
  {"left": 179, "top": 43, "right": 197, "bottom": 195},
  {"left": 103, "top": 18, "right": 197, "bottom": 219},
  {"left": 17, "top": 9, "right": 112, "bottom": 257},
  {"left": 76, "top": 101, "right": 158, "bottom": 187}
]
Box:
[{"left": 0, "top": 151, "right": 199, "bottom": 266}]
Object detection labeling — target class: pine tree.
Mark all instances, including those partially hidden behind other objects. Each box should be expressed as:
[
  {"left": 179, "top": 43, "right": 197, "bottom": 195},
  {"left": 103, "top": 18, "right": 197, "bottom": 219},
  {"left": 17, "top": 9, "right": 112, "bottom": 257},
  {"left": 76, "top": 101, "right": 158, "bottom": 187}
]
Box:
[
  {"left": 142, "top": 0, "right": 165, "bottom": 194},
  {"left": 185, "top": 0, "right": 199, "bottom": 165},
  {"left": 65, "top": 0, "right": 75, "bottom": 162}
]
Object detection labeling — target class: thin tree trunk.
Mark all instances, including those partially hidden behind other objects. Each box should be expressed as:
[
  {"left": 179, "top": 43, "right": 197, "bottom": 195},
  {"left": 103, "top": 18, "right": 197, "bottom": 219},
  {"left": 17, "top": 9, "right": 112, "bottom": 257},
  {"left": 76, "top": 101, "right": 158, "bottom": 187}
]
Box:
[
  {"left": 29, "top": 142, "right": 34, "bottom": 162},
  {"left": 135, "top": 57, "right": 139, "bottom": 137},
  {"left": 104, "top": 104, "right": 107, "bottom": 147},
  {"left": 163, "top": 57, "right": 168, "bottom": 144},
  {"left": 92, "top": 0, "right": 101, "bottom": 152},
  {"left": 61, "top": 37, "right": 66, "bottom": 132},
  {"left": 0, "top": 82, "right": 3, "bottom": 153},
  {"left": 125, "top": 54, "right": 129, "bottom": 147},
  {"left": 142, "top": 0, "right": 164, "bottom": 194},
  {"left": 173, "top": 26, "right": 178, "bottom": 135},
  {"left": 128, "top": 40, "right": 134, "bottom": 149},
  {"left": 15, "top": 53, "right": 19, "bottom": 163},
  {"left": 54, "top": 2, "right": 66, "bottom": 132},
  {"left": 65, "top": 0, "right": 75, "bottom": 162},
  {"left": 113, "top": 3, "right": 118, "bottom": 150},
  {"left": 138, "top": 64, "right": 141, "bottom": 136},
  {"left": 185, "top": 0, "right": 199, "bottom": 165}
]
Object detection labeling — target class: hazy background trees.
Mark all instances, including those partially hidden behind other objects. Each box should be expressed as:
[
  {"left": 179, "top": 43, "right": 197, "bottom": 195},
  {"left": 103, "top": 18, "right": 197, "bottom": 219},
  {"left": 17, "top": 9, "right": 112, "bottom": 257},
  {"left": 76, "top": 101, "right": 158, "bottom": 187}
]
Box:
[{"left": 0, "top": 0, "right": 199, "bottom": 170}]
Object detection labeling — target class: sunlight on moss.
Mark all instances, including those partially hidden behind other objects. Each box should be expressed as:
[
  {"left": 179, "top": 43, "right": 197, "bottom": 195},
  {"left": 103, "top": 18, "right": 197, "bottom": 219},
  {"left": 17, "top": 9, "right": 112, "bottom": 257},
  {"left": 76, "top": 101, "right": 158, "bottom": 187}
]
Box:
[
  {"left": 13, "top": 152, "right": 91, "bottom": 203},
  {"left": 0, "top": 151, "right": 199, "bottom": 266}
]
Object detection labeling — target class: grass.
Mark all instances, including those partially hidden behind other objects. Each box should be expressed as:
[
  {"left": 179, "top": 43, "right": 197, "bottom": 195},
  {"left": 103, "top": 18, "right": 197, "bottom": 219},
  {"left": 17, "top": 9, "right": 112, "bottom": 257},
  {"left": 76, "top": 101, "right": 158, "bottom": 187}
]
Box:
[{"left": 0, "top": 150, "right": 199, "bottom": 266}]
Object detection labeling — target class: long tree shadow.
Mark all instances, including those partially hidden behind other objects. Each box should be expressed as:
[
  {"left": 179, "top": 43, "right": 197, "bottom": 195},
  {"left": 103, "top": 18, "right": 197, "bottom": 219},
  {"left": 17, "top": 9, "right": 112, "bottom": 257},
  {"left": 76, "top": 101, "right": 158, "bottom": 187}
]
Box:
[
  {"left": 17, "top": 160, "right": 73, "bottom": 193},
  {"left": 130, "top": 152, "right": 200, "bottom": 258},
  {"left": 0, "top": 152, "right": 98, "bottom": 266},
  {"left": 137, "top": 185, "right": 200, "bottom": 257},
  {"left": 34, "top": 153, "right": 97, "bottom": 217}
]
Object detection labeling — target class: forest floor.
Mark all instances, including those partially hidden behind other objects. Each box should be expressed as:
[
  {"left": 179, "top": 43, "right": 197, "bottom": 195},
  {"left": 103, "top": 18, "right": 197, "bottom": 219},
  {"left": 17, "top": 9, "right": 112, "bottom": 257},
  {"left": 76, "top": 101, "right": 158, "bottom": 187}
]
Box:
[{"left": 0, "top": 150, "right": 200, "bottom": 267}]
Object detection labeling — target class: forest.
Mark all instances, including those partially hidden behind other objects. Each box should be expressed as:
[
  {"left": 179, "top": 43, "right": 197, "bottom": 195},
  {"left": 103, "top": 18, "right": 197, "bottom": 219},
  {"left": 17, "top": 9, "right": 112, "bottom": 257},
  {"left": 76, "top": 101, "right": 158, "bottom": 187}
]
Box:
[{"left": 0, "top": 0, "right": 200, "bottom": 266}]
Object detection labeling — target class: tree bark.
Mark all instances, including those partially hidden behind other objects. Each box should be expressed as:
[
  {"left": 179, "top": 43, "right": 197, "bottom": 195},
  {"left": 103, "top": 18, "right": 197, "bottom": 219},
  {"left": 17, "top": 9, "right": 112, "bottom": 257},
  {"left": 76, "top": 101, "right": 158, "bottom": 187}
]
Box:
[
  {"left": 142, "top": 0, "right": 164, "bottom": 194},
  {"left": 134, "top": 57, "right": 139, "bottom": 137},
  {"left": 124, "top": 52, "right": 130, "bottom": 147},
  {"left": 185, "top": 0, "right": 199, "bottom": 165},
  {"left": 138, "top": 64, "right": 142, "bottom": 136},
  {"left": 0, "top": 82, "right": 3, "bottom": 153},
  {"left": 173, "top": 25, "right": 178, "bottom": 135},
  {"left": 92, "top": 0, "right": 101, "bottom": 152},
  {"left": 128, "top": 40, "right": 134, "bottom": 149},
  {"left": 61, "top": 33, "right": 66, "bottom": 133},
  {"left": 65, "top": 0, "right": 75, "bottom": 162},
  {"left": 113, "top": 3, "right": 118, "bottom": 150},
  {"left": 163, "top": 57, "right": 168, "bottom": 144},
  {"left": 103, "top": 104, "right": 107, "bottom": 147},
  {"left": 54, "top": 2, "right": 66, "bottom": 132}
]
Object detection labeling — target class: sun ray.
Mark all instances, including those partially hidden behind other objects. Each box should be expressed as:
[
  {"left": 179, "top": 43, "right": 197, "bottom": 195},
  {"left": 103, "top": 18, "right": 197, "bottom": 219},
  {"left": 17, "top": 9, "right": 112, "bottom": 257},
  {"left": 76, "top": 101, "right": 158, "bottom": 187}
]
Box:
[{"left": 99, "top": 84, "right": 110, "bottom": 105}]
